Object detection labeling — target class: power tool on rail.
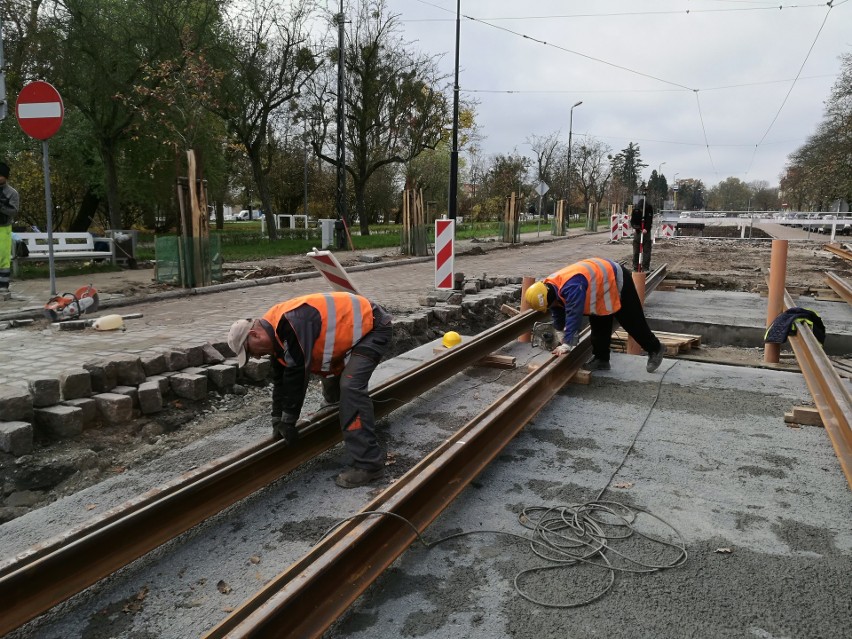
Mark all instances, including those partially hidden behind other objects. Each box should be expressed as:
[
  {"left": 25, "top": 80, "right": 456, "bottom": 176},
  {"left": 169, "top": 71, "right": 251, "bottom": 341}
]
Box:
[
  {"left": 531, "top": 321, "right": 561, "bottom": 351},
  {"left": 43, "top": 285, "right": 100, "bottom": 321}
]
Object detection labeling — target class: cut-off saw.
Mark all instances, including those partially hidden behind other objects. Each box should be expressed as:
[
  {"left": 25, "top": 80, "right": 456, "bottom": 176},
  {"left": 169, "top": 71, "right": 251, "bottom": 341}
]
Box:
[{"left": 44, "top": 285, "right": 100, "bottom": 321}]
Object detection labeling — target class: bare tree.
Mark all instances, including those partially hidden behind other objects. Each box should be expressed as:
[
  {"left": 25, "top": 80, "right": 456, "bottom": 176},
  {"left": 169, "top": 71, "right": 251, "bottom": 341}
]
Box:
[
  {"left": 214, "top": 0, "right": 318, "bottom": 240},
  {"left": 303, "top": 0, "right": 450, "bottom": 235},
  {"left": 526, "top": 131, "right": 561, "bottom": 218},
  {"left": 574, "top": 136, "right": 614, "bottom": 213}
]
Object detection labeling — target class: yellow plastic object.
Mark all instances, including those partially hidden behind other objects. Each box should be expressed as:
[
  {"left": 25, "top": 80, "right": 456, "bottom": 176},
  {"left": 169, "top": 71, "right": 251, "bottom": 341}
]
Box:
[
  {"left": 92, "top": 314, "right": 125, "bottom": 331},
  {"left": 525, "top": 281, "right": 548, "bottom": 312},
  {"left": 442, "top": 331, "right": 462, "bottom": 348}
]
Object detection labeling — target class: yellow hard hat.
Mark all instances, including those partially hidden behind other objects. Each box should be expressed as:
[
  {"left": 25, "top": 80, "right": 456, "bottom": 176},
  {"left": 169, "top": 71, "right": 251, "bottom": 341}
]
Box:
[
  {"left": 442, "top": 331, "right": 462, "bottom": 348},
  {"left": 525, "top": 281, "right": 549, "bottom": 312}
]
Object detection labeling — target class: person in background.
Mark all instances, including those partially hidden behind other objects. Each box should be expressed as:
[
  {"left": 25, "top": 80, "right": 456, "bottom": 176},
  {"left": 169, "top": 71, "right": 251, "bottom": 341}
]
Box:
[
  {"left": 227, "top": 292, "right": 393, "bottom": 488},
  {"left": 525, "top": 257, "right": 665, "bottom": 373},
  {"left": 0, "top": 161, "right": 21, "bottom": 300},
  {"left": 631, "top": 198, "right": 654, "bottom": 272}
]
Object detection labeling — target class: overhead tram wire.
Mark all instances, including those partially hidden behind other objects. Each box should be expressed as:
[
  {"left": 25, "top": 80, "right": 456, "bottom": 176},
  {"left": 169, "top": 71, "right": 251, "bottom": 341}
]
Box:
[
  {"left": 410, "top": 0, "right": 845, "bottom": 180},
  {"left": 462, "top": 73, "right": 836, "bottom": 95},
  {"left": 404, "top": 2, "right": 828, "bottom": 22},
  {"left": 693, "top": 91, "right": 718, "bottom": 178},
  {"left": 407, "top": 0, "right": 780, "bottom": 179},
  {"left": 743, "top": 1, "right": 836, "bottom": 177}
]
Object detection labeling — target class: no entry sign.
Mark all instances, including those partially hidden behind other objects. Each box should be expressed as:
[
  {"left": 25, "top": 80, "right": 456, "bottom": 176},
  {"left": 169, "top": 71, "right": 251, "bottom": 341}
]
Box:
[{"left": 16, "top": 81, "right": 64, "bottom": 140}]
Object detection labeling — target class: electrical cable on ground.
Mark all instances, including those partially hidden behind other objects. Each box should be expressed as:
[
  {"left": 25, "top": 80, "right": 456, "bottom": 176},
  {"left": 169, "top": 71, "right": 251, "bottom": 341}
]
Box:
[{"left": 320, "top": 358, "right": 688, "bottom": 608}]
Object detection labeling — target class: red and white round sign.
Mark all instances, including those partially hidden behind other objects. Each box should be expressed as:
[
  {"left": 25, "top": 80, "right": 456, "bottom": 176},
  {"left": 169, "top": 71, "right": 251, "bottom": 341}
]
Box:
[{"left": 15, "top": 81, "right": 65, "bottom": 140}]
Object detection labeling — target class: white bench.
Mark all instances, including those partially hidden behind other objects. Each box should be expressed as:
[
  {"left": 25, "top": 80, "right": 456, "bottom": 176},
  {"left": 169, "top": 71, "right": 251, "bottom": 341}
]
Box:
[{"left": 12, "top": 232, "right": 115, "bottom": 276}]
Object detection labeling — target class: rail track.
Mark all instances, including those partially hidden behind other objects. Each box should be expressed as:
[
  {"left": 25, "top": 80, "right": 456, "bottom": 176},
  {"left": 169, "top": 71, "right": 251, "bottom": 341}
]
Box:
[
  {"left": 11, "top": 263, "right": 851, "bottom": 636},
  {"left": 0, "top": 301, "right": 547, "bottom": 635}
]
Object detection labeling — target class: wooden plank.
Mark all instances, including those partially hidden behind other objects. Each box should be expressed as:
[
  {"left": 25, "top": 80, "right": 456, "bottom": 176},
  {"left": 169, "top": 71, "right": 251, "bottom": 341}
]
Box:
[
  {"left": 569, "top": 369, "right": 591, "bottom": 385},
  {"left": 612, "top": 329, "right": 700, "bottom": 354},
  {"left": 791, "top": 406, "right": 823, "bottom": 427},
  {"left": 476, "top": 354, "right": 517, "bottom": 369}
]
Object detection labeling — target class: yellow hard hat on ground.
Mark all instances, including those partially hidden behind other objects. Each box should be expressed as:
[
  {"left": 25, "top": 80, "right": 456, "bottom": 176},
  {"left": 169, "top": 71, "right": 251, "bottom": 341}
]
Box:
[
  {"left": 442, "top": 331, "right": 462, "bottom": 348},
  {"left": 525, "top": 281, "right": 549, "bottom": 312}
]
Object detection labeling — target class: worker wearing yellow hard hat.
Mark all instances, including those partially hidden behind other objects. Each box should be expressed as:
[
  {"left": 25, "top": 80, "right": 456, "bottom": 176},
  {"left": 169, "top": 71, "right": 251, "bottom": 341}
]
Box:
[{"left": 525, "top": 258, "right": 665, "bottom": 373}]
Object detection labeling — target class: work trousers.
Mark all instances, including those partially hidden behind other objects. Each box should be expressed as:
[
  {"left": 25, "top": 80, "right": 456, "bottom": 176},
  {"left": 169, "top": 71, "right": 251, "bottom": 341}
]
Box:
[
  {"left": 632, "top": 228, "right": 652, "bottom": 272},
  {"left": 325, "top": 321, "right": 393, "bottom": 471},
  {"left": 0, "top": 226, "right": 11, "bottom": 291},
  {"left": 589, "top": 265, "right": 661, "bottom": 361}
]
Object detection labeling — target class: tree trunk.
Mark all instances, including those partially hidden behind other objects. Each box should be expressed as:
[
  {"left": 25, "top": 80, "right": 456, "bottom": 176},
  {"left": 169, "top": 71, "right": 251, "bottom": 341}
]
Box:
[
  {"left": 356, "top": 181, "right": 369, "bottom": 236},
  {"left": 68, "top": 186, "right": 102, "bottom": 232},
  {"left": 100, "top": 140, "right": 122, "bottom": 230},
  {"left": 249, "top": 148, "right": 277, "bottom": 241}
]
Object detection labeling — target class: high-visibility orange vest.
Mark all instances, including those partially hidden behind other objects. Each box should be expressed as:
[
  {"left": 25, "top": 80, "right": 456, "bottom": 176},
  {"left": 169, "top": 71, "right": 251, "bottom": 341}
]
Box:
[
  {"left": 544, "top": 258, "right": 622, "bottom": 315},
  {"left": 262, "top": 292, "right": 374, "bottom": 375}
]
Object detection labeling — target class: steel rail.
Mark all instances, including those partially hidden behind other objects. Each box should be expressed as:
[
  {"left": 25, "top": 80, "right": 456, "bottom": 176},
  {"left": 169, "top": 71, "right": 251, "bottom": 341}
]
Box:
[
  {"left": 1, "top": 264, "right": 666, "bottom": 635},
  {"left": 205, "top": 265, "right": 669, "bottom": 639},
  {"left": 0, "top": 309, "right": 540, "bottom": 636},
  {"left": 824, "top": 243, "right": 852, "bottom": 262},
  {"left": 784, "top": 291, "right": 852, "bottom": 489},
  {"left": 204, "top": 340, "right": 591, "bottom": 638},
  {"left": 825, "top": 272, "right": 852, "bottom": 306}
]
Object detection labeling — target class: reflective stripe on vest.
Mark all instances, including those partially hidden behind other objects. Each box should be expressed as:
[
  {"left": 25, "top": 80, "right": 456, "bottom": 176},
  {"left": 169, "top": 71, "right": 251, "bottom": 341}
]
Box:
[
  {"left": 544, "top": 258, "right": 623, "bottom": 315},
  {"left": 263, "top": 292, "right": 374, "bottom": 374}
]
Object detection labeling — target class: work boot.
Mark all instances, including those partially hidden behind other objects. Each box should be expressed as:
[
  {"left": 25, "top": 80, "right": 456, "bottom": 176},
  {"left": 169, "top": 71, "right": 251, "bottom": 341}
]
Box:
[
  {"left": 647, "top": 347, "right": 665, "bottom": 373},
  {"left": 584, "top": 357, "right": 611, "bottom": 371},
  {"left": 335, "top": 466, "right": 384, "bottom": 489}
]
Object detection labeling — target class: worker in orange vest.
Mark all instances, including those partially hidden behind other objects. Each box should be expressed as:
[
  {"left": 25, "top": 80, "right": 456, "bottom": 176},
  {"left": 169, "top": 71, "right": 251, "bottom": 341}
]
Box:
[
  {"left": 525, "top": 257, "right": 665, "bottom": 373},
  {"left": 227, "top": 292, "right": 393, "bottom": 488}
]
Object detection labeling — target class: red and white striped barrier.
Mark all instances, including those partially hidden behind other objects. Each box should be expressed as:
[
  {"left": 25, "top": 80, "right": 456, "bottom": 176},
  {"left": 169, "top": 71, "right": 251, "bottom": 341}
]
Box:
[
  {"left": 435, "top": 219, "right": 455, "bottom": 289},
  {"left": 660, "top": 223, "right": 675, "bottom": 239},
  {"left": 610, "top": 214, "right": 620, "bottom": 242},
  {"left": 621, "top": 213, "right": 630, "bottom": 239},
  {"left": 305, "top": 249, "right": 363, "bottom": 295}
]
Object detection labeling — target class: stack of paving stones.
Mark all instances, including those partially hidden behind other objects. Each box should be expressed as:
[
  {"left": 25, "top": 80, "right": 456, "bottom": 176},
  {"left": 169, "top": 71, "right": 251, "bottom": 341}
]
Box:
[{"left": 0, "top": 277, "right": 523, "bottom": 459}]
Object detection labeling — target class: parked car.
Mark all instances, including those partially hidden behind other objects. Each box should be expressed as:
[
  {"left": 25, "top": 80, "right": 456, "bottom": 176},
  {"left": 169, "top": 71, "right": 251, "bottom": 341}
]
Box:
[{"left": 236, "top": 209, "right": 264, "bottom": 221}]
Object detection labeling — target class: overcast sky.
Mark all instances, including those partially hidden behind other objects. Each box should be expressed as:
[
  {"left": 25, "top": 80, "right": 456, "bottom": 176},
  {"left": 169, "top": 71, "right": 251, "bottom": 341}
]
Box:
[{"left": 384, "top": 0, "right": 851, "bottom": 189}]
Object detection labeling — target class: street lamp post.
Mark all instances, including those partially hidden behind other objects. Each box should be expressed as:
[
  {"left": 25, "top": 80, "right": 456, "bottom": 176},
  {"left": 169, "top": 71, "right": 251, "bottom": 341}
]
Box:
[
  {"left": 565, "top": 100, "right": 582, "bottom": 234},
  {"left": 673, "top": 172, "right": 680, "bottom": 209},
  {"left": 657, "top": 161, "right": 666, "bottom": 209}
]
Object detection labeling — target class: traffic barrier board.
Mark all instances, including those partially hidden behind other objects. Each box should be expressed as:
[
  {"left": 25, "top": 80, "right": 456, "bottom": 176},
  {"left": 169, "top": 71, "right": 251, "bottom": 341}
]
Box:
[
  {"left": 435, "top": 219, "right": 454, "bottom": 289},
  {"left": 306, "top": 249, "right": 362, "bottom": 296}
]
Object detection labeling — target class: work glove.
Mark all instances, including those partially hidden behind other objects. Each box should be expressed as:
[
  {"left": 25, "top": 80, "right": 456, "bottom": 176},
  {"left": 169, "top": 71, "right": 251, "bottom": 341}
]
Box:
[{"left": 552, "top": 343, "right": 573, "bottom": 356}]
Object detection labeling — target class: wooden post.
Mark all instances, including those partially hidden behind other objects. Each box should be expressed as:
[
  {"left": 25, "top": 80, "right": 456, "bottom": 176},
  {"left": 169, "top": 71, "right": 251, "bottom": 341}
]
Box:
[
  {"left": 627, "top": 271, "right": 647, "bottom": 355},
  {"left": 764, "top": 239, "right": 789, "bottom": 363},
  {"left": 553, "top": 200, "right": 565, "bottom": 236},
  {"left": 519, "top": 276, "right": 535, "bottom": 343}
]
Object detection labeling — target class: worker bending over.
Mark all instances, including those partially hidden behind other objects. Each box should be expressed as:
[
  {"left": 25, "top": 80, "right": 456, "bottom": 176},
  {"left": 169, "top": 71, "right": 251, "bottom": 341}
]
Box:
[
  {"left": 227, "top": 292, "right": 393, "bottom": 488},
  {"left": 525, "top": 257, "right": 665, "bottom": 373}
]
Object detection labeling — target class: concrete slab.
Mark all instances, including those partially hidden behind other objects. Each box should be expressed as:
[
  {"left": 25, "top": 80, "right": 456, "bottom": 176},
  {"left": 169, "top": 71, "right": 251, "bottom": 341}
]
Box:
[
  {"left": 327, "top": 351, "right": 852, "bottom": 639},
  {"left": 4, "top": 345, "right": 849, "bottom": 639},
  {"left": 645, "top": 289, "right": 852, "bottom": 354}
]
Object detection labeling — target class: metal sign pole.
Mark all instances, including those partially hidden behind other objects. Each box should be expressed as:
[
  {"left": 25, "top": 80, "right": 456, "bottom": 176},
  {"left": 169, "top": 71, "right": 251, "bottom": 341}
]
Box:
[{"left": 42, "top": 140, "right": 56, "bottom": 296}]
